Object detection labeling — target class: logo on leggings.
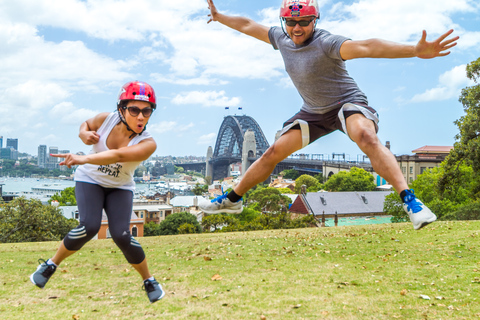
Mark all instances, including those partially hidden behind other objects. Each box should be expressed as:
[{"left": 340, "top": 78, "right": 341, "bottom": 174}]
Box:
[{"left": 97, "top": 163, "right": 122, "bottom": 178}]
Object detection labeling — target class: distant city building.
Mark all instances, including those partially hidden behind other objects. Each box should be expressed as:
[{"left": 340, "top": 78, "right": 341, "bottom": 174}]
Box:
[
  {"left": 0, "top": 136, "right": 3, "bottom": 148},
  {"left": 38, "top": 145, "right": 47, "bottom": 168},
  {"left": 47, "top": 146, "right": 59, "bottom": 170},
  {"left": 0, "top": 148, "right": 17, "bottom": 160},
  {"left": 58, "top": 150, "right": 70, "bottom": 171},
  {"left": 396, "top": 145, "right": 453, "bottom": 183},
  {"left": 6, "top": 138, "right": 18, "bottom": 151}
]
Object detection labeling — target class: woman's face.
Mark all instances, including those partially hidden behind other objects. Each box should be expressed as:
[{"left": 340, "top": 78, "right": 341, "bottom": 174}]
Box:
[{"left": 123, "top": 100, "right": 154, "bottom": 134}]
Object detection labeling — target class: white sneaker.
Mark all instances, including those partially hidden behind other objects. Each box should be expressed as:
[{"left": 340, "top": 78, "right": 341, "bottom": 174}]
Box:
[
  {"left": 199, "top": 193, "right": 243, "bottom": 214},
  {"left": 402, "top": 189, "right": 437, "bottom": 230}
]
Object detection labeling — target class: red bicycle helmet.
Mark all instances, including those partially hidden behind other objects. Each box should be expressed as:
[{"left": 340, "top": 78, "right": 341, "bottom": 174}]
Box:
[
  {"left": 117, "top": 81, "right": 156, "bottom": 109},
  {"left": 280, "top": 0, "right": 319, "bottom": 18}
]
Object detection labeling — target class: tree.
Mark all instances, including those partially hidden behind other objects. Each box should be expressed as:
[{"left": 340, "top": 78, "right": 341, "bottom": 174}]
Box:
[
  {"left": 294, "top": 174, "right": 320, "bottom": 193},
  {"left": 0, "top": 197, "right": 77, "bottom": 243},
  {"left": 440, "top": 57, "right": 480, "bottom": 197},
  {"left": 178, "top": 223, "right": 198, "bottom": 234},
  {"left": 246, "top": 187, "right": 292, "bottom": 213},
  {"left": 144, "top": 221, "right": 162, "bottom": 237},
  {"left": 192, "top": 183, "right": 208, "bottom": 196},
  {"left": 383, "top": 192, "right": 407, "bottom": 223},
  {"left": 282, "top": 169, "right": 300, "bottom": 180},
  {"left": 202, "top": 214, "right": 239, "bottom": 232},
  {"left": 158, "top": 212, "right": 202, "bottom": 235},
  {"left": 313, "top": 173, "right": 324, "bottom": 184},
  {"left": 50, "top": 187, "right": 76, "bottom": 206},
  {"left": 323, "top": 167, "right": 376, "bottom": 192}
]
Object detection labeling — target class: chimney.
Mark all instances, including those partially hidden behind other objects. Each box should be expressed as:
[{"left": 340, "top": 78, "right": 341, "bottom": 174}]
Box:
[{"left": 385, "top": 141, "right": 391, "bottom": 150}]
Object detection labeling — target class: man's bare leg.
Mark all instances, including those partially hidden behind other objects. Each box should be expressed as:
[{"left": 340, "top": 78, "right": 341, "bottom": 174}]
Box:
[
  {"left": 346, "top": 114, "right": 436, "bottom": 230},
  {"left": 345, "top": 114, "right": 408, "bottom": 193},
  {"left": 233, "top": 129, "right": 304, "bottom": 196}
]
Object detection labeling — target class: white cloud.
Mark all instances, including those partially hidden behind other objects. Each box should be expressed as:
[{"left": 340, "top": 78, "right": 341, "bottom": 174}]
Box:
[
  {"left": 322, "top": 0, "right": 476, "bottom": 42},
  {"left": 172, "top": 91, "right": 241, "bottom": 107},
  {"left": 457, "top": 31, "right": 480, "bottom": 49},
  {"left": 1, "top": 80, "right": 70, "bottom": 110},
  {"left": 148, "top": 121, "right": 194, "bottom": 134},
  {"left": 49, "top": 102, "right": 98, "bottom": 125},
  {"left": 411, "top": 64, "right": 473, "bottom": 102},
  {"left": 151, "top": 73, "right": 229, "bottom": 86},
  {"left": 197, "top": 133, "right": 217, "bottom": 145}
]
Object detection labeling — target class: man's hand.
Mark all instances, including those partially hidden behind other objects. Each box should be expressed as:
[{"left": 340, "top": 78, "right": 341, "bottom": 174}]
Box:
[
  {"left": 415, "top": 29, "right": 459, "bottom": 59},
  {"left": 207, "top": 0, "right": 219, "bottom": 24}
]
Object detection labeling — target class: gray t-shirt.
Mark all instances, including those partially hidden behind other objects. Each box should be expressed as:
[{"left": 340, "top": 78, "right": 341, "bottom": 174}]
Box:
[{"left": 268, "top": 26, "right": 368, "bottom": 114}]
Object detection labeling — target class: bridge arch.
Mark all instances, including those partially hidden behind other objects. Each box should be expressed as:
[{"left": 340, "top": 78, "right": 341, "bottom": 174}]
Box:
[{"left": 213, "top": 115, "right": 270, "bottom": 158}]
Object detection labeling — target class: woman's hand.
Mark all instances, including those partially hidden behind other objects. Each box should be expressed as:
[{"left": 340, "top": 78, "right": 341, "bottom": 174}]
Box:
[{"left": 51, "top": 153, "right": 86, "bottom": 169}]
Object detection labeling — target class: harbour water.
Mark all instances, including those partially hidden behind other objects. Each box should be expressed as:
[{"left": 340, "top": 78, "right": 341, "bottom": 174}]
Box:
[{"left": 0, "top": 177, "right": 153, "bottom": 195}]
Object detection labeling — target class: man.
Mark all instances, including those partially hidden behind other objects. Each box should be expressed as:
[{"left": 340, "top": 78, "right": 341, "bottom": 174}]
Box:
[{"left": 200, "top": 0, "right": 459, "bottom": 230}]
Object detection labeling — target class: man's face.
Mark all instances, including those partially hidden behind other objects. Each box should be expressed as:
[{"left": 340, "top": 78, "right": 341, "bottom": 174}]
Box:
[{"left": 284, "top": 16, "right": 316, "bottom": 45}]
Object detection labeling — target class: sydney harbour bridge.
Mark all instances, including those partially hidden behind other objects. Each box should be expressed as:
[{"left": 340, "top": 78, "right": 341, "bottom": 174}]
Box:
[{"left": 178, "top": 115, "right": 373, "bottom": 182}]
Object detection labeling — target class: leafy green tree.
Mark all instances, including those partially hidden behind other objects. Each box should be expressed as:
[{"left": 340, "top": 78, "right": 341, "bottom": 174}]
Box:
[
  {"left": 50, "top": 187, "right": 77, "bottom": 206},
  {"left": 158, "top": 212, "right": 201, "bottom": 235},
  {"left": 246, "top": 187, "right": 292, "bottom": 213},
  {"left": 294, "top": 174, "right": 320, "bottom": 193},
  {"left": 383, "top": 192, "right": 407, "bottom": 223},
  {"left": 448, "top": 201, "right": 480, "bottom": 221},
  {"left": 192, "top": 183, "right": 208, "bottom": 195},
  {"left": 323, "top": 167, "right": 376, "bottom": 192},
  {"left": 144, "top": 221, "right": 162, "bottom": 237},
  {"left": 174, "top": 166, "right": 185, "bottom": 173},
  {"left": 277, "top": 187, "right": 293, "bottom": 194},
  {"left": 202, "top": 214, "right": 239, "bottom": 232},
  {"left": 236, "top": 207, "right": 261, "bottom": 223},
  {"left": 0, "top": 197, "right": 77, "bottom": 243},
  {"left": 314, "top": 173, "right": 324, "bottom": 184},
  {"left": 410, "top": 165, "right": 473, "bottom": 219},
  {"left": 282, "top": 169, "right": 300, "bottom": 180},
  {"left": 440, "top": 57, "right": 480, "bottom": 197},
  {"left": 178, "top": 223, "right": 198, "bottom": 234}
]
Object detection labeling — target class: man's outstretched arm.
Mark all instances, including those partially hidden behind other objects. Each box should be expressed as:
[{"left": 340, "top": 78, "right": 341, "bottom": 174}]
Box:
[
  {"left": 207, "top": 0, "right": 271, "bottom": 44},
  {"left": 340, "top": 29, "right": 459, "bottom": 60}
]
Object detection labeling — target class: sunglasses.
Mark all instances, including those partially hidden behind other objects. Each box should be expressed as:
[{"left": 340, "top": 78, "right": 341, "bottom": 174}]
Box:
[
  {"left": 284, "top": 18, "right": 315, "bottom": 27},
  {"left": 125, "top": 106, "right": 154, "bottom": 118}
]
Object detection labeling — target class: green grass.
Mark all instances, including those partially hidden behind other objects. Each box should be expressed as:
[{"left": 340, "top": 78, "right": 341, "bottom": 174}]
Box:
[{"left": 1, "top": 221, "right": 479, "bottom": 319}]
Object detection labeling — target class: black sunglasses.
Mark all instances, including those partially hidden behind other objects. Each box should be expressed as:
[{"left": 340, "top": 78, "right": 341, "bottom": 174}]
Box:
[
  {"left": 284, "top": 18, "right": 315, "bottom": 27},
  {"left": 125, "top": 106, "right": 154, "bottom": 118}
]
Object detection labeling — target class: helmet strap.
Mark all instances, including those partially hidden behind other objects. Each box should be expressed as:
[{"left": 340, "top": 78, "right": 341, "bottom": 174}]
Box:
[{"left": 117, "top": 108, "right": 146, "bottom": 139}]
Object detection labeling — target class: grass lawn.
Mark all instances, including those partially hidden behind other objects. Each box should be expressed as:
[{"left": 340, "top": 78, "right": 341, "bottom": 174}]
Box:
[{"left": 1, "top": 220, "right": 479, "bottom": 319}]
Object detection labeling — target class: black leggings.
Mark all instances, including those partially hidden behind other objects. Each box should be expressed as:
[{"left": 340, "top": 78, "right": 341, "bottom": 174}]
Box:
[{"left": 63, "top": 181, "right": 146, "bottom": 264}]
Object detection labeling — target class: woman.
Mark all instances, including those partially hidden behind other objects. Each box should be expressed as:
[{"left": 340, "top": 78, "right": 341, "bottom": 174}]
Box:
[{"left": 30, "top": 81, "right": 164, "bottom": 303}]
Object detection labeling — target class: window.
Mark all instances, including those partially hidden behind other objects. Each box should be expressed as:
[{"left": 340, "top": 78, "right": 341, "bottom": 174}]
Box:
[
  {"left": 420, "top": 167, "right": 426, "bottom": 174},
  {"left": 402, "top": 166, "right": 406, "bottom": 174},
  {"left": 410, "top": 167, "right": 413, "bottom": 174},
  {"left": 160, "top": 211, "right": 163, "bottom": 217},
  {"left": 132, "top": 226, "right": 138, "bottom": 237}
]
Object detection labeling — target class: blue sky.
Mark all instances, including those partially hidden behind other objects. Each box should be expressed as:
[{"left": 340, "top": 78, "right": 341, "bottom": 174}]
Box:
[{"left": 0, "top": 0, "right": 479, "bottom": 161}]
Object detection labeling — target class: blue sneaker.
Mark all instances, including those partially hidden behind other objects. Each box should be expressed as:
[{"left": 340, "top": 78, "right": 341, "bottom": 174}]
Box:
[
  {"left": 199, "top": 192, "right": 243, "bottom": 214},
  {"left": 143, "top": 279, "right": 165, "bottom": 303},
  {"left": 402, "top": 189, "right": 437, "bottom": 230},
  {"left": 30, "top": 259, "right": 57, "bottom": 289}
]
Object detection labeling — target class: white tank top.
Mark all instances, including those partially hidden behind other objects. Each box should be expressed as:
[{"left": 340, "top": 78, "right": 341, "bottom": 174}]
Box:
[{"left": 74, "top": 112, "right": 152, "bottom": 191}]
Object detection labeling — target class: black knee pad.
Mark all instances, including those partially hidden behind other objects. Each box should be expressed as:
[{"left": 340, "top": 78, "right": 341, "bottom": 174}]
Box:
[
  {"left": 111, "top": 230, "right": 145, "bottom": 264},
  {"left": 63, "top": 224, "right": 99, "bottom": 251}
]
